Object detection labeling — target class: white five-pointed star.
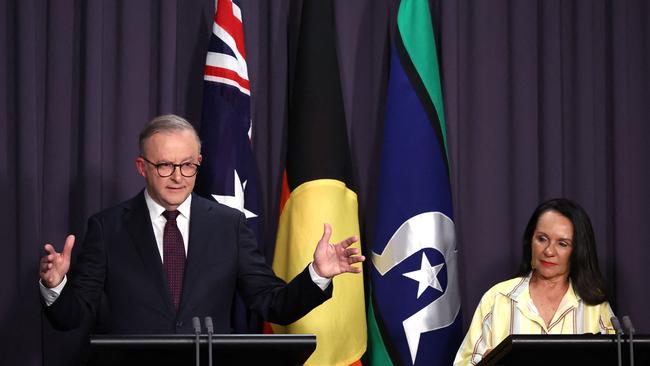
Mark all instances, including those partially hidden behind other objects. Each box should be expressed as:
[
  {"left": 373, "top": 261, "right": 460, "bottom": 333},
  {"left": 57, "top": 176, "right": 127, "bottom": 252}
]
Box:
[
  {"left": 212, "top": 169, "right": 258, "bottom": 219},
  {"left": 402, "top": 252, "right": 444, "bottom": 299}
]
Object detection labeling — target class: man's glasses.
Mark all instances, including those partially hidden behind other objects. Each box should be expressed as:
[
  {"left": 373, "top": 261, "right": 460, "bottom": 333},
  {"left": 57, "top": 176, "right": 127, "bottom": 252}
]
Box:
[{"left": 141, "top": 157, "right": 200, "bottom": 177}]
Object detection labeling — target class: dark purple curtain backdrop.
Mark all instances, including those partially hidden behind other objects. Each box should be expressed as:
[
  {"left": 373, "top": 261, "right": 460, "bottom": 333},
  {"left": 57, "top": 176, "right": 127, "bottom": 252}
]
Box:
[
  {"left": 441, "top": 0, "right": 650, "bottom": 337},
  {"left": 1, "top": 0, "right": 648, "bottom": 365}
]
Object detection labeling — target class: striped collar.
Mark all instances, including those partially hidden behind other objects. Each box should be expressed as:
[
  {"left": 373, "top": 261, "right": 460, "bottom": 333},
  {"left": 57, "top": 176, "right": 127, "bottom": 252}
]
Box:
[{"left": 503, "top": 272, "right": 582, "bottom": 332}]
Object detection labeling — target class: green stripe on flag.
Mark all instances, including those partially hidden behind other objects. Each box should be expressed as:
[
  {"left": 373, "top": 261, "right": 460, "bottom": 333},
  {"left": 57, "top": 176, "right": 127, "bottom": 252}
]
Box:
[
  {"left": 397, "top": 0, "right": 448, "bottom": 156},
  {"left": 367, "top": 284, "right": 393, "bottom": 366}
]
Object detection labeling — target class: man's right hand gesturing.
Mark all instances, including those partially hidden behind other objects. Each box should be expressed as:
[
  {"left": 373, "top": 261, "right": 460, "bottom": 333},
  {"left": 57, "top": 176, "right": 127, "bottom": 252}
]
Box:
[{"left": 40, "top": 235, "right": 75, "bottom": 288}]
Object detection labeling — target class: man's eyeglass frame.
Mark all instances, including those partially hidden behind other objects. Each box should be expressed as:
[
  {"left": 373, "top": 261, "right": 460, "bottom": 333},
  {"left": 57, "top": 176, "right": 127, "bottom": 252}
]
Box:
[{"left": 141, "top": 157, "right": 200, "bottom": 178}]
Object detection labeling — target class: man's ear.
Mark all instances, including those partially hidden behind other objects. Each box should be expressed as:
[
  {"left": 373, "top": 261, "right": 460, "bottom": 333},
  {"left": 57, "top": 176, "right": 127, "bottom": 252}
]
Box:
[{"left": 135, "top": 157, "right": 146, "bottom": 177}]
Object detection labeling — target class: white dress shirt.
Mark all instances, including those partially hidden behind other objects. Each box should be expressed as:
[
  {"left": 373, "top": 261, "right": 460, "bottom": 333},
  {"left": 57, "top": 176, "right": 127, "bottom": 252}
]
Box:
[{"left": 144, "top": 189, "right": 191, "bottom": 259}]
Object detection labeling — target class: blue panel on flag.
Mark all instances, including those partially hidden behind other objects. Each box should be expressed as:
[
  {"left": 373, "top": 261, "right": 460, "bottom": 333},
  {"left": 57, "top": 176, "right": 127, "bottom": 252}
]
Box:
[
  {"left": 371, "top": 45, "right": 462, "bottom": 366},
  {"left": 195, "top": 0, "right": 263, "bottom": 333}
]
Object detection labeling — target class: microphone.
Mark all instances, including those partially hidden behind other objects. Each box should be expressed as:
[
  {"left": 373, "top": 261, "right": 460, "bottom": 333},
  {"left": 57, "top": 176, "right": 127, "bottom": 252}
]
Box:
[
  {"left": 192, "top": 316, "right": 202, "bottom": 366},
  {"left": 205, "top": 317, "right": 214, "bottom": 366},
  {"left": 611, "top": 316, "right": 624, "bottom": 366},
  {"left": 622, "top": 316, "right": 636, "bottom": 366}
]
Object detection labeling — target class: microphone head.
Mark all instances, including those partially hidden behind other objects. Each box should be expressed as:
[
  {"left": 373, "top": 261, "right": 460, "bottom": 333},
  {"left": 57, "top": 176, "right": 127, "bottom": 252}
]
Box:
[
  {"left": 192, "top": 316, "right": 202, "bottom": 334},
  {"left": 205, "top": 316, "right": 214, "bottom": 333},
  {"left": 622, "top": 316, "right": 636, "bottom": 334},
  {"left": 610, "top": 316, "right": 624, "bottom": 335}
]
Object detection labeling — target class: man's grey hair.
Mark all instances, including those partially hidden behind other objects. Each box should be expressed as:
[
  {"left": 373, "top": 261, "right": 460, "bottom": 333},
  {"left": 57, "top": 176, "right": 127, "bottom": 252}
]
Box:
[{"left": 138, "top": 114, "right": 202, "bottom": 155}]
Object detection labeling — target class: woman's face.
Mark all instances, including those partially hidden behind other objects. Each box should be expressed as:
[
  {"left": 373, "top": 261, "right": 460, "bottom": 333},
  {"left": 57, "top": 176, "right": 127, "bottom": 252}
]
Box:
[{"left": 531, "top": 210, "right": 574, "bottom": 282}]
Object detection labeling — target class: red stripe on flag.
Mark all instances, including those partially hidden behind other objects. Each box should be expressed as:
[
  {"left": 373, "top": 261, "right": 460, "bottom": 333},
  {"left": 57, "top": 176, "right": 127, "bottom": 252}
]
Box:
[
  {"left": 215, "top": 0, "right": 247, "bottom": 59},
  {"left": 204, "top": 65, "right": 251, "bottom": 90},
  {"left": 278, "top": 171, "right": 290, "bottom": 215},
  {"left": 263, "top": 321, "right": 274, "bottom": 334}
]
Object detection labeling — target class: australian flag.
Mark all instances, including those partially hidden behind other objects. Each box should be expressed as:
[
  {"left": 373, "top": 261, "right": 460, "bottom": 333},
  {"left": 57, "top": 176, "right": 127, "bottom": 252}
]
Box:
[
  {"left": 368, "top": 0, "right": 462, "bottom": 365},
  {"left": 195, "top": 0, "right": 263, "bottom": 333}
]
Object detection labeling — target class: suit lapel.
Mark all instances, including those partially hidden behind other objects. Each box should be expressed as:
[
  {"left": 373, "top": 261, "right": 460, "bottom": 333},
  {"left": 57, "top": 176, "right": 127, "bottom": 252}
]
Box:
[
  {"left": 124, "top": 191, "right": 176, "bottom": 316},
  {"left": 179, "top": 194, "right": 214, "bottom": 315}
]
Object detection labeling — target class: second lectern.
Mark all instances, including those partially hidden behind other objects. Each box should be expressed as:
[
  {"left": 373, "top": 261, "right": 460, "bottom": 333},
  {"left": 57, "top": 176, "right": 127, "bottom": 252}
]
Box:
[{"left": 477, "top": 334, "right": 649, "bottom": 366}]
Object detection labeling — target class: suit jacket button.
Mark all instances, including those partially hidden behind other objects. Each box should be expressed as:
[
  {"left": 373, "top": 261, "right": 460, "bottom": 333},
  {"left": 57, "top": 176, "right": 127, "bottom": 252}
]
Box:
[{"left": 176, "top": 321, "right": 183, "bottom": 328}]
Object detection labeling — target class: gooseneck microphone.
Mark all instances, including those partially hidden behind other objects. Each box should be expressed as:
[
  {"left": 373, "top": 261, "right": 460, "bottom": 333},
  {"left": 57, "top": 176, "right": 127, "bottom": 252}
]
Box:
[
  {"left": 611, "top": 316, "right": 624, "bottom": 366},
  {"left": 205, "top": 317, "right": 214, "bottom": 366},
  {"left": 622, "top": 316, "right": 636, "bottom": 366},
  {"left": 192, "top": 316, "right": 202, "bottom": 366}
]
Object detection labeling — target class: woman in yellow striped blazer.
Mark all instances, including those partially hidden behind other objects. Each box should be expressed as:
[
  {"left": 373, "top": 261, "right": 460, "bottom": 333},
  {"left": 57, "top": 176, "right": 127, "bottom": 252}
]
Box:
[{"left": 454, "top": 198, "right": 615, "bottom": 365}]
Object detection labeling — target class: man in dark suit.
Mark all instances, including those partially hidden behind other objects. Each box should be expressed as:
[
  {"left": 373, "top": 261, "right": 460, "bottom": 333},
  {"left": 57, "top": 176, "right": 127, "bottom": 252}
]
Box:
[{"left": 39, "top": 114, "right": 364, "bottom": 335}]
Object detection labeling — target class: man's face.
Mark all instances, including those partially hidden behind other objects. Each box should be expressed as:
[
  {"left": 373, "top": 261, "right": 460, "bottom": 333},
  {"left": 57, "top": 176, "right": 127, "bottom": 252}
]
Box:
[{"left": 136, "top": 130, "right": 202, "bottom": 211}]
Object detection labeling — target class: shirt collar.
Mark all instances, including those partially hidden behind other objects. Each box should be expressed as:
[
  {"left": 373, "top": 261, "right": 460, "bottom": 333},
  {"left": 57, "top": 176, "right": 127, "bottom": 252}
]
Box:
[
  {"left": 503, "top": 272, "right": 581, "bottom": 306},
  {"left": 144, "top": 189, "right": 192, "bottom": 221},
  {"left": 560, "top": 280, "right": 581, "bottom": 307},
  {"left": 505, "top": 272, "right": 581, "bottom": 331}
]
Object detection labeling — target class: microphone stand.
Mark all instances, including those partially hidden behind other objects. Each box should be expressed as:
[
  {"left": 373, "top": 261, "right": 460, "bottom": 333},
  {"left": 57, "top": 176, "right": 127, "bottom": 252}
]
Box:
[
  {"left": 205, "top": 317, "right": 214, "bottom": 366},
  {"left": 192, "top": 316, "right": 202, "bottom": 366},
  {"left": 611, "top": 316, "right": 624, "bottom": 366},
  {"left": 622, "top": 316, "right": 636, "bottom": 366}
]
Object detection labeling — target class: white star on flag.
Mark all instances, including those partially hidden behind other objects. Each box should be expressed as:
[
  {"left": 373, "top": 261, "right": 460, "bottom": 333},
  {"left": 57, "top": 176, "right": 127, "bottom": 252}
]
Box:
[
  {"left": 212, "top": 169, "right": 258, "bottom": 219},
  {"left": 402, "top": 252, "right": 444, "bottom": 299}
]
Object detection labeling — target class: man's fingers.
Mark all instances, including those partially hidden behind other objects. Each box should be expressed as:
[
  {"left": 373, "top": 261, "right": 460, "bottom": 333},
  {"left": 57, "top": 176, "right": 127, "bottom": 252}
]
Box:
[
  {"left": 43, "top": 248, "right": 62, "bottom": 263},
  {"left": 319, "top": 223, "right": 332, "bottom": 244},
  {"left": 346, "top": 265, "right": 362, "bottom": 273},
  {"left": 347, "top": 255, "right": 365, "bottom": 264},
  {"left": 40, "top": 257, "right": 51, "bottom": 267},
  {"left": 346, "top": 247, "right": 360, "bottom": 256},
  {"left": 338, "top": 236, "right": 358, "bottom": 249},
  {"left": 62, "top": 235, "right": 75, "bottom": 259},
  {"left": 46, "top": 253, "right": 58, "bottom": 262},
  {"left": 43, "top": 244, "right": 57, "bottom": 256},
  {"left": 40, "top": 256, "right": 52, "bottom": 273}
]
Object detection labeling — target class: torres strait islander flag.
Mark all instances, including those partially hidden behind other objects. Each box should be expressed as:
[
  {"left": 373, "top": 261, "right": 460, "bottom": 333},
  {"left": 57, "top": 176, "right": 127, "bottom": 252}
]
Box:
[
  {"left": 270, "top": 1, "right": 366, "bottom": 365},
  {"left": 368, "top": 0, "right": 462, "bottom": 365},
  {"left": 195, "top": 0, "right": 263, "bottom": 333}
]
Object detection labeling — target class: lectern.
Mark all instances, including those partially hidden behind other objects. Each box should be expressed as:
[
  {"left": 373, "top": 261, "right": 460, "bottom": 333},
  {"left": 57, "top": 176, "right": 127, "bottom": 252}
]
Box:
[
  {"left": 478, "top": 334, "right": 650, "bottom": 366},
  {"left": 88, "top": 334, "right": 316, "bottom": 366}
]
